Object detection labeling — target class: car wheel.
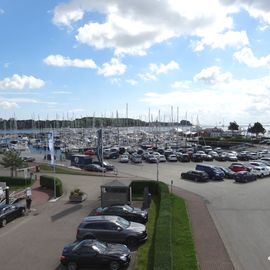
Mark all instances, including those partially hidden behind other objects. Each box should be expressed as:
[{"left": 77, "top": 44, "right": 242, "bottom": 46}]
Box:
[
  {"left": 21, "top": 209, "right": 26, "bottom": 216},
  {"left": 1, "top": 219, "right": 7, "bottom": 227},
  {"left": 110, "top": 261, "right": 120, "bottom": 270},
  {"left": 260, "top": 174, "right": 264, "bottom": 178},
  {"left": 126, "top": 236, "right": 138, "bottom": 247},
  {"left": 67, "top": 262, "right": 77, "bottom": 270},
  {"left": 194, "top": 177, "right": 198, "bottom": 182}
]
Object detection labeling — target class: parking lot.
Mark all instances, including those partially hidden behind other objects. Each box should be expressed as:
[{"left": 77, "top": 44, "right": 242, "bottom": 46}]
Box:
[
  {"left": 1, "top": 157, "right": 270, "bottom": 270},
  {"left": 112, "top": 159, "right": 270, "bottom": 270}
]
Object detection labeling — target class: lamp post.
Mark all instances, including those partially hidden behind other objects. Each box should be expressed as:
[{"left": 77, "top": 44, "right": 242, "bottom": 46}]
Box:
[
  {"left": 156, "top": 159, "right": 159, "bottom": 181},
  {"left": 5, "top": 186, "right": 10, "bottom": 204}
]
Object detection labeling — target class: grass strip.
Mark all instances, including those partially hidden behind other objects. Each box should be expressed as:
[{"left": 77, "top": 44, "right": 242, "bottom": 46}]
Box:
[
  {"left": 39, "top": 164, "right": 97, "bottom": 175},
  {"left": 171, "top": 194, "right": 198, "bottom": 270},
  {"left": 135, "top": 196, "right": 159, "bottom": 270}
]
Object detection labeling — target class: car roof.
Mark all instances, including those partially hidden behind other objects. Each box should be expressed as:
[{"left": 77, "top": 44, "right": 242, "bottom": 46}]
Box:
[{"left": 83, "top": 215, "right": 119, "bottom": 222}]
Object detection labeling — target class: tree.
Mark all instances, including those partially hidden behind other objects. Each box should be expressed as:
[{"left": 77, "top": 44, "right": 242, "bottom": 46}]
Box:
[
  {"left": 0, "top": 149, "right": 24, "bottom": 177},
  {"left": 228, "top": 121, "right": 239, "bottom": 132},
  {"left": 248, "top": 122, "right": 266, "bottom": 137}
]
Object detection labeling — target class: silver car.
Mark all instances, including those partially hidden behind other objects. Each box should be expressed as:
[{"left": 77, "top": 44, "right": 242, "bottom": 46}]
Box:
[{"left": 76, "top": 215, "right": 147, "bottom": 247}]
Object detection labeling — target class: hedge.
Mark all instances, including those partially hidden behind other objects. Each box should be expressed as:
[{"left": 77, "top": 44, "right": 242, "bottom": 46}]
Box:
[
  {"left": 0, "top": 176, "right": 32, "bottom": 186},
  {"left": 40, "top": 175, "right": 63, "bottom": 197}
]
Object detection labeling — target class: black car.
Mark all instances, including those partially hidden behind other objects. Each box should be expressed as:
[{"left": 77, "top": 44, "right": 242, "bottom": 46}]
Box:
[
  {"left": 76, "top": 216, "right": 147, "bottom": 246},
  {"left": 215, "top": 154, "right": 227, "bottom": 161},
  {"left": 0, "top": 204, "right": 26, "bottom": 227},
  {"left": 178, "top": 153, "right": 190, "bottom": 162},
  {"left": 191, "top": 153, "right": 203, "bottom": 162},
  {"left": 181, "top": 170, "right": 209, "bottom": 182},
  {"left": 85, "top": 164, "right": 106, "bottom": 172},
  {"left": 233, "top": 171, "right": 257, "bottom": 183},
  {"left": 237, "top": 153, "right": 250, "bottom": 161},
  {"left": 60, "top": 239, "right": 130, "bottom": 270},
  {"left": 95, "top": 204, "right": 148, "bottom": 224},
  {"left": 92, "top": 161, "right": 114, "bottom": 171}
]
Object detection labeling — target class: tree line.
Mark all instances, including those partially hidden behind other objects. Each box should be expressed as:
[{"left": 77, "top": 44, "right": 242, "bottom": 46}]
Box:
[
  {"left": 0, "top": 117, "right": 192, "bottom": 130},
  {"left": 228, "top": 121, "right": 266, "bottom": 136}
]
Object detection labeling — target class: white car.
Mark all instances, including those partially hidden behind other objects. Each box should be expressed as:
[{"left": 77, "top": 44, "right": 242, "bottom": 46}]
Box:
[
  {"left": 250, "top": 166, "right": 270, "bottom": 177},
  {"left": 158, "top": 155, "right": 166, "bottom": 162},
  {"left": 167, "top": 154, "right": 178, "bottom": 162},
  {"left": 119, "top": 154, "right": 129, "bottom": 163}
]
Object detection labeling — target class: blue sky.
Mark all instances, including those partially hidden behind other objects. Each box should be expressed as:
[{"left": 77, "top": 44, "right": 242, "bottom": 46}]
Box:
[{"left": 1, "top": 0, "right": 270, "bottom": 125}]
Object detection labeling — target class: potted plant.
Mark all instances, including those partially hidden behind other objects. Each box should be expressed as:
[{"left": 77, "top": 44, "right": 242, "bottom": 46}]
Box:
[{"left": 69, "top": 188, "right": 87, "bottom": 202}]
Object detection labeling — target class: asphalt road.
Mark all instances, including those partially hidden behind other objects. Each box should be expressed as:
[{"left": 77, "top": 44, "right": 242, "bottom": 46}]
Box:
[
  {"left": 1, "top": 158, "right": 270, "bottom": 270},
  {"left": 111, "top": 160, "right": 270, "bottom": 270}
]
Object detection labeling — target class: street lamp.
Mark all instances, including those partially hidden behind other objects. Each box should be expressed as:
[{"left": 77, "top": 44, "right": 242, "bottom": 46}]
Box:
[{"left": 156, "top": 159, "right": 159, "bottom": 181}]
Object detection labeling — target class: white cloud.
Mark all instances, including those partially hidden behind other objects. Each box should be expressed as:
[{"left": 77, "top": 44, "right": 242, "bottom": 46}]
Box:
[
  {"left": 98, "top": 58, "right": 126, "bottom": 77},
  {"left": 0, "top": 74, "right": 45, "bottom": 90},
  {"left": 194, "top": 66, "right": 232, "bottom": 85},
  {"left": 171, "top": 80, "right": 191, "bottom": 89},
  {"left": 52, "top": 91, "right": 72, "bottom": 94},
  {"left": 233, "top": 47, "right": 270, "bottom": 68},
  {"left": 149, "top": 60, "right": 179, "bottom": 75},
  {"left": 0, "top": 100, "right": 18, "bottom": 109},
  {"left": 138, "top": 73, "right": 157, "bottom": 81},
  {"left": 52, "top": 4, "right": 84, "bottom": 27},
  {"left": 193, "top": 30, "right": 249, "bottom": 51},
  {"left": 126, "top": 79, "right": 138, "bottom": 86},
  {"left": 140, "top": 75, "right": 270, "bottom": 123},
  {"left": 53, "top": 0, "right": 240, "bottom": 55},
  {"left": 139, "top": 60, "right": 179, "bottom": 81},
  {"left": 44, "top": 54, "right": 97, "bottom": 69}
]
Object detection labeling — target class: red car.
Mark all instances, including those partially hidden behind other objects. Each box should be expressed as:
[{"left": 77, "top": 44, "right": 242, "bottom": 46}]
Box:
[
  {"left": 229, "top": 164, "right": 249, "bottom": 172},
  {"left": 84, "top": 149, "right": 95, "bottom": 156}
]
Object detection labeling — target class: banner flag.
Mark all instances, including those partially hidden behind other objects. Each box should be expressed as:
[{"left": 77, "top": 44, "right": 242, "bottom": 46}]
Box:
[
  {"left": 48, "top": 131, "right": 55, "bottom": 165},
  {"left": 96, "top": 129, "right": 103, "bottom": 164}
]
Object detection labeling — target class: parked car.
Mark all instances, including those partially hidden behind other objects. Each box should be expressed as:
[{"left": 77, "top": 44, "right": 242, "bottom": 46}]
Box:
[
  {"left": 229, "top": 164, "right": 249, "bottom": 172},
  {"left": 226, "top": 153, "right": 238, "bottom": 162},
  {"left": 145, "top": 154, "right": 158, "bottom": 163},
  {"left": 130, "top": 153, "right": 142, "bottom": 163},
  {"left": 178, "top": 153, "right": 190, "bottom": 162},
  {"left": 157, "top": 154, "right": 166, "bottom": 162},
  {"left": 195, "top": 164, "right": 224, "bottom": 180},
  {"left": 237, "top": 153, "right": 250, "bottom": 161},
  {"left": 85, "top": 164, "right": 106, "bottom": 173},
  {"left": 203, "top": 154, "right": 214, "bottom": 161},
  {"left": 60, "top": 239, "right": 131, "bottom": 270},
  {"left": 119, "top": 155, "right": 129, "bottom": 163},
  {"left": 191, "top": 153, "right": 204, "bottom": 162},
  {"left": 94, "top": 205, "right": 148, "bottom": 224},
  {"left": 92, "top": 161, "right": 114, "bottom": 171},
  {"left": 0, "top": 204, "right": 26, "bottom": 227},
  {"left": 215, "top": 154, "right": 227, "bottom": 161},
  {"left": 215, "top": 166, "right": 235, "bottom": 179},
  {"left": 250, "top": 167, "right": 270, "bottom": 178},
  {"left": 23, "top": 156, "right": 35, "bottom": 162},
  {"left": 181, "top": 170, "right": 209, "bottom": 182},
  {"left": 233, "top": 171, "right": 257, "bottom": 183},
  {"left": 76, "top": 216, "right": 147, "bottom": 246},
  {"left": 167, "top": 154, "right": 177, "bottom": 162}
]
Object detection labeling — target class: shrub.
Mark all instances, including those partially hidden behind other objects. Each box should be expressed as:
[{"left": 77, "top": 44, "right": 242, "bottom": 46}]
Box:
[
  {"left": 0, "top": 176, "right": 32, "bottom": 186},
  {"left": 40, "top": 175, "right": 63, "bottom": 197}
]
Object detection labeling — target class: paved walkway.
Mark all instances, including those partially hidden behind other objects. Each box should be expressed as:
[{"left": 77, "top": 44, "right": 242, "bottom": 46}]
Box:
[
  {"left": 172, "top": 186, "right": 235, "bottom": 270},
  {"left": 31, "top": 178, "right": 52, "bottom": 206}
]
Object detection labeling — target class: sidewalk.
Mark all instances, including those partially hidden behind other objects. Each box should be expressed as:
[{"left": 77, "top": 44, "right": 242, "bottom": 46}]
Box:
[
  {"left": 31, "top": 179, "right": 53, "bottom": 206},
  {"left": 172, "top": 186, "right": 235, "bottom": 270}
]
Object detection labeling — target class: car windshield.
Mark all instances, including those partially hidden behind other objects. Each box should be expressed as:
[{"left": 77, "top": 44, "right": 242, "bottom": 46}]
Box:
[
  {"left": 92, "top": 241, "right": 107, "bottom": 253},
  {"left": 116, "top": 216, "right": 130, "bottom": 228},
  {"left": 123, "top": 205, "right": 133, "bottom": 212}
]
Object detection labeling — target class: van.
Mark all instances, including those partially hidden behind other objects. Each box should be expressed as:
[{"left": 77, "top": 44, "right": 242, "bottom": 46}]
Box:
[{"left": 195, "top": 163, "right": 224, "bottom": 180}]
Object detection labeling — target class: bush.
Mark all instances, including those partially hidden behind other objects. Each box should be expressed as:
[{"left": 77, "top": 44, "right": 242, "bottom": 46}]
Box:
[
  {"left": 0, "top": 176, "right": 32, "bottom": 186},
  {"left": 40, "top": 175, "right": 63, "bottom": 197}
]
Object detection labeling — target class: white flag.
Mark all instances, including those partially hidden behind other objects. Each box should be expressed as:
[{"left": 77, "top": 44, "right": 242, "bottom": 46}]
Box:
[{"left": 48, "top": 131, "right": 54, "bottom": 165}]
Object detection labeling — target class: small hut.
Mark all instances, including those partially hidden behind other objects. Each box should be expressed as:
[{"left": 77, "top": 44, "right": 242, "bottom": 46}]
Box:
[{"left": 100, "top": 179, "right": 132, "bottom": 207}]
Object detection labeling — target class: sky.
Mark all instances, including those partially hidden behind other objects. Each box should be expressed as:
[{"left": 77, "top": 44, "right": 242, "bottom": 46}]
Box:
[{"left": 1, "top": 0, "right": 270, "bottom": 125}]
